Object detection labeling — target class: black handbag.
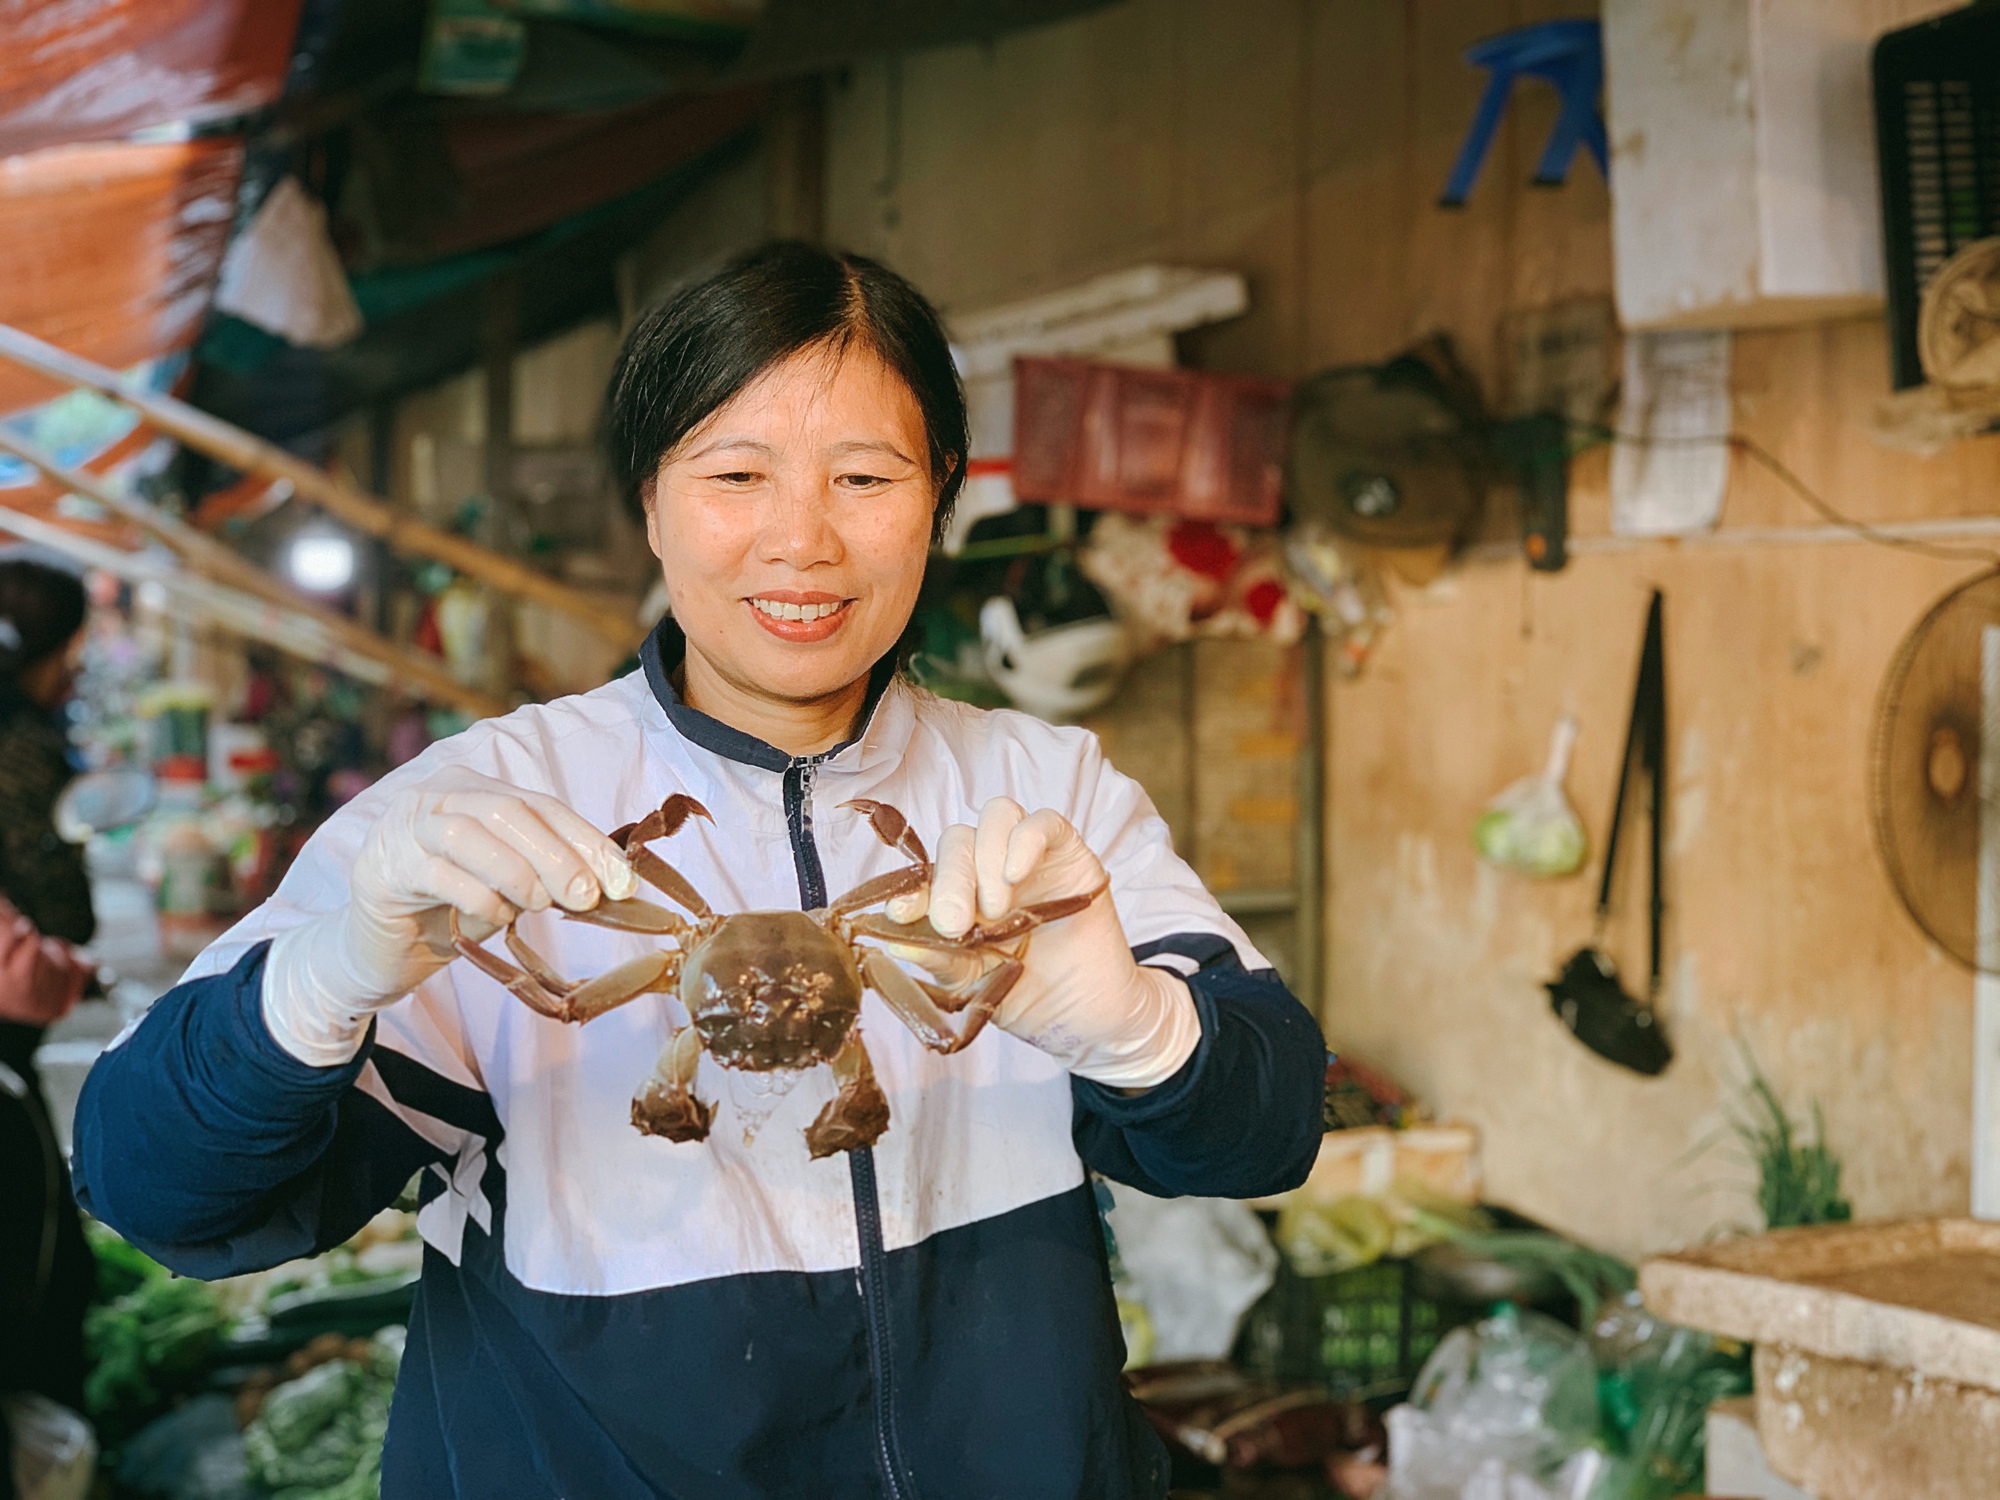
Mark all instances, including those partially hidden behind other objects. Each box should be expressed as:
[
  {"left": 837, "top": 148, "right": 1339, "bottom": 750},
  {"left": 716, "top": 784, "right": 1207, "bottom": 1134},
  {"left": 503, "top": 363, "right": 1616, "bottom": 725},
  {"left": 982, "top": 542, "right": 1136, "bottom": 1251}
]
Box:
[{"left": 1545, "top": 589, "right": 1673, "bottom": 1076}]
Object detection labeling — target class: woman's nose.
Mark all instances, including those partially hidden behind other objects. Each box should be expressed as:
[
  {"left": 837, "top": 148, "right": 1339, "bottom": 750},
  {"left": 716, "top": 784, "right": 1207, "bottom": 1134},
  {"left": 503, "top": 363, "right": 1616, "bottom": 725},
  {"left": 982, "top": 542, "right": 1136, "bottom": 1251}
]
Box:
[{"left": 758, "top": 473, "right": 845, "bottom": 568}]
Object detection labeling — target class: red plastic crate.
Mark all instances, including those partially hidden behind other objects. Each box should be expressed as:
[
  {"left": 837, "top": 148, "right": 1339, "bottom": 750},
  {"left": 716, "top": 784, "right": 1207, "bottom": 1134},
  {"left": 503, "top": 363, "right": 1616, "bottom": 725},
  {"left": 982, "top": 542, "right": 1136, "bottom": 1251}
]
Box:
[{"left": 1011, "top": 356, "right": 1292, "bottom": 527}]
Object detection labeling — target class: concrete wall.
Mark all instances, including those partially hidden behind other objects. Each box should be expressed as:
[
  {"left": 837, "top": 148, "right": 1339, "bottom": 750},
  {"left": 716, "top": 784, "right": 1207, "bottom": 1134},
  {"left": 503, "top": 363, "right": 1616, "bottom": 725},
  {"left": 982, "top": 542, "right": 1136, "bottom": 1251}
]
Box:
[{"left": 820, "top": 0, "right": 2000, "bottom": 1255}]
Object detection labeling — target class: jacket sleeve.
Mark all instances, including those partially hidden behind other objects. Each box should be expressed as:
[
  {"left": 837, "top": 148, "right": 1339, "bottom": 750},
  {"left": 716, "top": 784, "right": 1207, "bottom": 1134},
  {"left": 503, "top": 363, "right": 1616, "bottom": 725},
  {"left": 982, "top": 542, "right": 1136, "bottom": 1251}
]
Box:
[
  {"left": 1071, "top": 934, "right": 1325, "bottom": 1199},
  {"left": 1053, "top": 730, "right": 1326, "bottom": 1199},
  {"left": 69, "top": 941, "right": 449, "bottom": 1279}
]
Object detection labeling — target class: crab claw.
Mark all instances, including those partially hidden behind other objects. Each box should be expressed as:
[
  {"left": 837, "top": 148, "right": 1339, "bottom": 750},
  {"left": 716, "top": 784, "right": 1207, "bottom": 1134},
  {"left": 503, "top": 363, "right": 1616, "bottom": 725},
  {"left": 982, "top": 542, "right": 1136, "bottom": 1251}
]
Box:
[
  {"left": 842, "top": 798, "right": 929, "bottom": 866},
  {"left": 611, "top": 793, "right": 714, "bottom": 850},
  {"left": 632, "top": 1025, "right": 714, "bottom": 1143}
]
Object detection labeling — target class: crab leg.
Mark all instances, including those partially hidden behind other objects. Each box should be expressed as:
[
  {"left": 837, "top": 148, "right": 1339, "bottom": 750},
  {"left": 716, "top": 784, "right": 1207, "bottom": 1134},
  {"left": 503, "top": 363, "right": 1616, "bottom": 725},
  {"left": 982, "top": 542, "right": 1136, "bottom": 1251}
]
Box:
[
  {"left": 845, "top": 883, "right": 1105, "bottom": 951},
  {"left": 612, "top": 795, "right": 717, "bottom": 919},
  {"left": 457, "top": 920, "right": 677, "bottom": 1025},
  {"left": 631, "top": 1024, "right": 715, "bottom": 1143},
  {"left": 565, "top": 949, "right": 681, "bottom": 1022},
  {"left": 860, "top": 950, "right": 1023, "bottom": 1055},
  {"left": 456, "top": 928, "right": 573, "bottom": 1020},
  {"left": 825, "top": 863, "right": 930, "bottom": 918},
  {"left": 506, "top": 928, "right": 579, "bottom": 999},
  {"left": 804, "top": 1032, "right": 891, "bottom": 1159},
  {"left": 564, "top": 896, "right": 692, "bottom": 936},
  {"left": 627, "top": 848, "right": 715, "bottom": 921}
]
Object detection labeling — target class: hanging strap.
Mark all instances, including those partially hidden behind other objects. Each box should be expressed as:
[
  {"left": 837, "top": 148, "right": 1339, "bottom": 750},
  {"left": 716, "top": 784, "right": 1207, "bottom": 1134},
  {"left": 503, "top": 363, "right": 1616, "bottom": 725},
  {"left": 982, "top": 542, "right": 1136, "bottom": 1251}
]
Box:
[{"left": 1595, "top": 589, "right": 1666, "bottom": 995}]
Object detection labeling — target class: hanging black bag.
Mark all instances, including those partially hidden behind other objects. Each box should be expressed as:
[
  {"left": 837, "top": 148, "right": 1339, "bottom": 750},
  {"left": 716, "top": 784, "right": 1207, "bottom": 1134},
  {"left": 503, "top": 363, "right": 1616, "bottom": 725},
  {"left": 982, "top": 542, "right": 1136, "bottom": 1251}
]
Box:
[{"left": 1545, "top": 589, "right": 1673, "bottom": 1076}]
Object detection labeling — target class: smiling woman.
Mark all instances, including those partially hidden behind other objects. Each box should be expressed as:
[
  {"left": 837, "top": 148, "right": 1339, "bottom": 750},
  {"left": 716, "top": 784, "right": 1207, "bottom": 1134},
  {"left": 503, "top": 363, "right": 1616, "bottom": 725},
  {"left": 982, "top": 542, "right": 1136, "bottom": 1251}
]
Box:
[
  {"left": 605, "top": 242, "right": 966, "bottom": 753},
  {"left": 70, "top": 241, "right": 1326, "bottom": 1500}
]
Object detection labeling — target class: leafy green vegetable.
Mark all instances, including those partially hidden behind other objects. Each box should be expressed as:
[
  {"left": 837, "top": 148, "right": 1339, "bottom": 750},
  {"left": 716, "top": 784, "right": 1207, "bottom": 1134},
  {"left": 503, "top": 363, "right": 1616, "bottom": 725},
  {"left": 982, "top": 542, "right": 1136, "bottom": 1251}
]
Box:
[
  {"left": 242, "top": 1327, "right": 405, "bottom": 1500},
  {"left": 1730, "top": 1045, "right": 1851, "bottom": 1231},
  {"left": 84, "top": 1219, "right": 168, "bottom": 1301},
  {"left": 83, "top": 1271, "right": 229, "bottom": 1447}
]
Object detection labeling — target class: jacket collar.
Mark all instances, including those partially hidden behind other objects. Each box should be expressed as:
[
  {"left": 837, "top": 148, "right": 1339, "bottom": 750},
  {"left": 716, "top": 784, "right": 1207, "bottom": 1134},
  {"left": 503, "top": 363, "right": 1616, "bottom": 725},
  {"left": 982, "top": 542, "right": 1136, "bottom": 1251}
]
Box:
[{"left": 638, "top": 618, "right": 905, "bottom": 774}]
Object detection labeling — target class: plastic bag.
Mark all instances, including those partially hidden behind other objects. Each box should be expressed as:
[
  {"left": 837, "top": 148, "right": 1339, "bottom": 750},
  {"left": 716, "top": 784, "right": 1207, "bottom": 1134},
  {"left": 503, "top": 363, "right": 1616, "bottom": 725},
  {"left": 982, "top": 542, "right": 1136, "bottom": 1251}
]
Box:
[
  {"left": 1384, "top": 1305, "right": 1602, "bottom": 1500},
  {"left": 1103, "top": 1180, "right": 1278, "bottom": 1362},
  {"left": 1474, "top": 717, "right": 1586, "bottom": 878},
  {"left": 3, "top": 1393, "right": 95, "bottom": 1500},
  {"left": 1585, "top": 1292, "right": 1749, "bottom": 1500}
]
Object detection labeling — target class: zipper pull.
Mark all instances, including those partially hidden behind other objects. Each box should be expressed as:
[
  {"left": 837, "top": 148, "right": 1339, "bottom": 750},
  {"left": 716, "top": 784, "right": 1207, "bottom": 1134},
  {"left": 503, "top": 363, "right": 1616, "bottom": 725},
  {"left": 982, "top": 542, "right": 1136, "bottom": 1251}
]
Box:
[{"left": 797, "top": 757, "right": 818, "bottom": 829}]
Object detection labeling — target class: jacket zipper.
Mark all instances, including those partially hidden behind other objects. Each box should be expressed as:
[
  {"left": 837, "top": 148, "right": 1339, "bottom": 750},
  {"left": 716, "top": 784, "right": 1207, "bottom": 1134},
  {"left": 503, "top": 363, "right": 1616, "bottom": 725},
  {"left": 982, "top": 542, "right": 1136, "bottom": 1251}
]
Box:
[{"left": 782, "top": 754, "right": 918, "bottom": 1500}]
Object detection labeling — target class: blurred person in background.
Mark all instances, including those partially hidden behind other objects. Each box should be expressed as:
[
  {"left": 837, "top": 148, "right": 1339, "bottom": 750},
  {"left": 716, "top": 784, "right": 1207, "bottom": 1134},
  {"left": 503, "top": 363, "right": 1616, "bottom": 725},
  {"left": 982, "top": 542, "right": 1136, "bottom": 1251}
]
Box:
[{"left": 0, "top": 557, "right": 99, "bottom": 1491}]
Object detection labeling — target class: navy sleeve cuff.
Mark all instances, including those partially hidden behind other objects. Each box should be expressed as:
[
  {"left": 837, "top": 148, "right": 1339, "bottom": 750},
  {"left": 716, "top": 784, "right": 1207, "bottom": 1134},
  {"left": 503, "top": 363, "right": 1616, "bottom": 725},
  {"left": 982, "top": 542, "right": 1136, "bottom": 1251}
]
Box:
[
  {"left": 222, "top": 940, "right": 380, "bottom": 1091},
  {"left": 1070, "top": 962, "right": 1325, "bottom": 1200}
]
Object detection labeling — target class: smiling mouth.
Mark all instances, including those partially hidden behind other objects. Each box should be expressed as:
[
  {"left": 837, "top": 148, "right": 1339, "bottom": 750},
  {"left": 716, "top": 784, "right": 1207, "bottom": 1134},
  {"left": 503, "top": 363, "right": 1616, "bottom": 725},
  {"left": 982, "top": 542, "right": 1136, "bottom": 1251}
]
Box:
[{"left": 750, "top": 597, "right": 852, "bottom": 622}]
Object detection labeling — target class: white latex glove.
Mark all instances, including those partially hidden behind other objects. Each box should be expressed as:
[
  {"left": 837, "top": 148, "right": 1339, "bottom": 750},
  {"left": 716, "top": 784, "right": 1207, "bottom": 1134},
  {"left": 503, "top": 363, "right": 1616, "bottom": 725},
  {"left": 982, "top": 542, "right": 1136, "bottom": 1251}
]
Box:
[
  {"left": 262, "top": 767, "right": 637, "bottom": 1067},
  {"left": 888, "top": 797, "right": 1201, "bottom": 1090}
]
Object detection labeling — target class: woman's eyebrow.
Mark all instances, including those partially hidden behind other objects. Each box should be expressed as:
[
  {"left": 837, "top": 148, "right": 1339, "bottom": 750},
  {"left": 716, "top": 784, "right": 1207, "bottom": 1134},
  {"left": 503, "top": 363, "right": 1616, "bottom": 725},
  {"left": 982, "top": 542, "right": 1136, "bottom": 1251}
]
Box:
[
  {"left": 827, "top": 440, "right": 916, "bottom": 463},
  {"left": 684, "top": 437, "right": 776, "bottom": 462}
]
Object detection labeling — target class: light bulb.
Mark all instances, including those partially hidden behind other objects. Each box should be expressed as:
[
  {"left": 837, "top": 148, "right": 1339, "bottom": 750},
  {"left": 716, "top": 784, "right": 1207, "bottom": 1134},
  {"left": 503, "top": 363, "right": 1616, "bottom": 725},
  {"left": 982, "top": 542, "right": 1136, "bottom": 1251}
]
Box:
[{"left": 287, "top": 532, "right": 356, "bottom": 592}]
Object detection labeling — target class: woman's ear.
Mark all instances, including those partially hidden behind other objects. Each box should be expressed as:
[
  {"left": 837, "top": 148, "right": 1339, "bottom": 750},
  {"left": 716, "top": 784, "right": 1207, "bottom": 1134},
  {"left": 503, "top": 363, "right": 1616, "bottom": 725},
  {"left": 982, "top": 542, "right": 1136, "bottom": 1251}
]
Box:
[{"left": 641, "top": 478, "right": 666, "bottom": 561}]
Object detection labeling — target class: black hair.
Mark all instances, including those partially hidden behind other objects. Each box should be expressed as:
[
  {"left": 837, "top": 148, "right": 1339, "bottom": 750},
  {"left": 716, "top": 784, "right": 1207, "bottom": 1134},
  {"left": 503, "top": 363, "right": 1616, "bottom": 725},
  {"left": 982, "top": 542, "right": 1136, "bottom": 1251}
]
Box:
[
  {"left": 604, "top": 241, "right": 967, "bottom": 540},
  {"left": 0, "top": 557, "right": 86, "bottom": 681}
]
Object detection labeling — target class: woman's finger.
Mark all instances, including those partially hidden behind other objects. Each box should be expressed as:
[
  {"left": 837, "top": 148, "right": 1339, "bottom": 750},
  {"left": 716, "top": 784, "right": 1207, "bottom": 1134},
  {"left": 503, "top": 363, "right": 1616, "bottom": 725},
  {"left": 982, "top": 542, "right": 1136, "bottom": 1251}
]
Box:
[
  {"left": 928, "top": 824, "right": 978, "bottom": 938},
  {"left": 884, "top": 888, "right": 928, "bottom": 924},
  {"left": 974, "top": 798, "right": 1026, "bottom": 921},
  {"left": 408, "top": 852, "right": 520, "bottom": 931},
  {"left": 513, "top": 789, "right": 639, "bottom": 903},
  {"left": 441, "top": 792, "right": 605, "bottom": 911},
  {"left": 415, "top": 813, "right": 555, "bottom": 914},
  {"left": 1004, "top": 809, "right": 1077, "bottom": 887}
]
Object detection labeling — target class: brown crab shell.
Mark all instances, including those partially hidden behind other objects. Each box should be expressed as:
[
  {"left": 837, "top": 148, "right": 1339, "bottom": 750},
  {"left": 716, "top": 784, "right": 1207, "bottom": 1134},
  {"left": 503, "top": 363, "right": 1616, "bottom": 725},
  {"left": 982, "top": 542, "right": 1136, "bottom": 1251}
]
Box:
[{"left": 679, "top": 911, "right": 863, "bottom": 1071}]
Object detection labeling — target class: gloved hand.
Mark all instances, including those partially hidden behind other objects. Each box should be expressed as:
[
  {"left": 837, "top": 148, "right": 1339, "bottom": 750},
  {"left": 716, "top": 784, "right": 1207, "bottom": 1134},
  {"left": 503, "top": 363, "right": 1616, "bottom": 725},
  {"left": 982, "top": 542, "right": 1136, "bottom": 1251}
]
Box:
[
  {"left": 262, "top": 767, "right": 637, "bottom": 1067},
  {"left": 0, "top": 898, "right": 92, "bottom": 1027},
  {"left": 887, "top": 797, "right": 1201, "bottom": 1089}
]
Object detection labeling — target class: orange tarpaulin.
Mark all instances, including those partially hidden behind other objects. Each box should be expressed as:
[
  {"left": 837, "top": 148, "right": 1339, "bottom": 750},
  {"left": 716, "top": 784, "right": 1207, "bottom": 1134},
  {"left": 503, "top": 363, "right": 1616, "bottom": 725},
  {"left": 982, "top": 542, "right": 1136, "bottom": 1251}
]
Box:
[
  {"left": 0, "top": 137, "right": 242, "bottom": 414},
  {"left": 0, "top": 0, "right": 302, "bottom": 158}
]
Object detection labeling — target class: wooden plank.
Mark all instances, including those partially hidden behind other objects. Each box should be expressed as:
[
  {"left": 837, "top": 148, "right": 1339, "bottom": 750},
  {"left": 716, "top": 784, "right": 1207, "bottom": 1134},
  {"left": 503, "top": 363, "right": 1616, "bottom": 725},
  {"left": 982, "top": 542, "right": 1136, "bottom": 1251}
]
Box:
[
  {"left": 0, "top": 322, "right": 646, "bottom": 649},
  {"left": 0, "top": 429, "right": 510, "bottom": 721}
]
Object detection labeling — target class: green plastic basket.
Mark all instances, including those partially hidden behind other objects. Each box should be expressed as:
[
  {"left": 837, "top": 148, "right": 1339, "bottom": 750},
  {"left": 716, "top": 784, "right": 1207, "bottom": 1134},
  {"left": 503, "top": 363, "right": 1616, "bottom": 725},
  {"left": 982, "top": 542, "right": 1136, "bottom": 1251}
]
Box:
[{"left": 1235, "top": 1255, "right": 1472, "bottom": 1403}]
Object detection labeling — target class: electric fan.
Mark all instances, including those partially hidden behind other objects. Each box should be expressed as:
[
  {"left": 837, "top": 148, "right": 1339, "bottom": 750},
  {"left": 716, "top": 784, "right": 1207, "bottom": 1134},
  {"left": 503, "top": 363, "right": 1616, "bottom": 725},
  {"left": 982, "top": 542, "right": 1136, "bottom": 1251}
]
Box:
[{"left": 1872, "top": 569, "right": 2000, "bottom": 970}]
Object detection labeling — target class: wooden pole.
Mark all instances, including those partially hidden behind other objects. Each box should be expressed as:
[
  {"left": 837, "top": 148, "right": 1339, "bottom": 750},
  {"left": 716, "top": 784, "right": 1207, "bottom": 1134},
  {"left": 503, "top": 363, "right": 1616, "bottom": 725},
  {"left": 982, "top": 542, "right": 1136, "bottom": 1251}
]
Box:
[
  {"left": 0, "top": 323, "right": 646, "bottom": 651},
  {"left": 0, "top": 430, "right": 511, "bottom": 720},
  {"left": 0, "top": 505, "right": 398, "bottom": 688}
]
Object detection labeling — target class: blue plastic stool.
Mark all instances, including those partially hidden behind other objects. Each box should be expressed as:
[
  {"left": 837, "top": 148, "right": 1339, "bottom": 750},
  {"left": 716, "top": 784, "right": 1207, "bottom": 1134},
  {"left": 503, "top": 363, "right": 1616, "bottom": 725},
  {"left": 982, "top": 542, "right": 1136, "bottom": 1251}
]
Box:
[{"left": 1440, "top": 18, "right": 1607, "bottom": 208}]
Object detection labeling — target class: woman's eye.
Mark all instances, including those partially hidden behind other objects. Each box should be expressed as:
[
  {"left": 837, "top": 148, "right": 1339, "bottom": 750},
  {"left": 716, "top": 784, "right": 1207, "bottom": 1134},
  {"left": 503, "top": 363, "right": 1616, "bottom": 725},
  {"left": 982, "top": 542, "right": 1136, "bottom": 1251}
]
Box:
[
  {"left": 708, "top": 471, "right": 761, "bottom": 485},
  {"left": 838, "top": 473, "right": 890, "bottom": 488}
]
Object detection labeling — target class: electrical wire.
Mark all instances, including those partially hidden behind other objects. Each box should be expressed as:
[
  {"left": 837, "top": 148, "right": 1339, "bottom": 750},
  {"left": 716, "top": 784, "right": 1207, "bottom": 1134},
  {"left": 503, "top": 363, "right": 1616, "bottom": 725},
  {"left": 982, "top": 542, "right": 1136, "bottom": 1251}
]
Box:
[
  {"left": 1726, "top": 432, "right": 2000, "bottom": 567},
  {"left": 1573, "top": 419, "right": 2000, "bottom": 568}
]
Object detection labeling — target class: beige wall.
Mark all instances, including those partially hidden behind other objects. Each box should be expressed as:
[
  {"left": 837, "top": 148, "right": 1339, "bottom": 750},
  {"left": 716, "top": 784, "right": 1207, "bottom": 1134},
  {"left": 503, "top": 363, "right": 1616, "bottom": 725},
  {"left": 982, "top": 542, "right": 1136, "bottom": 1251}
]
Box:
[{"left": 822, "top": 0, "right": 2000, "bottom": 1255}]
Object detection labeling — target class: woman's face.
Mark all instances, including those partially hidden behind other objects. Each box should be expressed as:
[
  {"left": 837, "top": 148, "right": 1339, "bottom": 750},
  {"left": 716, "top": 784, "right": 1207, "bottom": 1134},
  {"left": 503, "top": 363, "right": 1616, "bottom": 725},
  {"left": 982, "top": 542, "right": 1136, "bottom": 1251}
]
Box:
[{"left": 645, "top": 342, "right": 937, "bottom": 708}]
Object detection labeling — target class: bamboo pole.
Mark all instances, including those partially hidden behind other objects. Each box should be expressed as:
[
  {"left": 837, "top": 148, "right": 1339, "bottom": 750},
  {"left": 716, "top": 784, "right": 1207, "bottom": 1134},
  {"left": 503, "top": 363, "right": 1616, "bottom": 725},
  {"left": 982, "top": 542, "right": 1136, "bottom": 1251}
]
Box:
[
  {"left": 0, "top": 431, "right": 511, "bottom": 720},
  {"left": 0, "top": 323, "right": 646, "bottom": 651},
  {"left": 0, "top": 505, "right": 398, "bottom": 687}
]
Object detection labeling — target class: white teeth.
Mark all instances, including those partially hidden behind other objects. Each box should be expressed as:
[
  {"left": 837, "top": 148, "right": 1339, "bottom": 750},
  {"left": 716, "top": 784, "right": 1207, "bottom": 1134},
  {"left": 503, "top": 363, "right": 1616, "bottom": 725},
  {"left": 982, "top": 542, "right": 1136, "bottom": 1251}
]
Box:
[{"left": 753, "top": 598, "right": 845, "bottom": 622}]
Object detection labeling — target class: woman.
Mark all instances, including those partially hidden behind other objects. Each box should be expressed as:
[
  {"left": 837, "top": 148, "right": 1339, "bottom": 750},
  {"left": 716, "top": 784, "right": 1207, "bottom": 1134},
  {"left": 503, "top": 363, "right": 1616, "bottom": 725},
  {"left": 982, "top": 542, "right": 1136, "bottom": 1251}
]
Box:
[
  {"left": 74, "top": 244, "right": 1323, "bottom": 1499},
  {"left": 0, "top": 558, "right": 99, "bottom": 1482}
]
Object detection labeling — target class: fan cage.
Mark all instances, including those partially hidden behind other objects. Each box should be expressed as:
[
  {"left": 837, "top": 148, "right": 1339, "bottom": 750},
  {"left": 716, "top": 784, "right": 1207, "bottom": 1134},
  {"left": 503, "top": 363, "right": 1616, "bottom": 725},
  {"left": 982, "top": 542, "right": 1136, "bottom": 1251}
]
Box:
[{"left": 1870, "top": 568, "right": 2000, "bottom": 973}]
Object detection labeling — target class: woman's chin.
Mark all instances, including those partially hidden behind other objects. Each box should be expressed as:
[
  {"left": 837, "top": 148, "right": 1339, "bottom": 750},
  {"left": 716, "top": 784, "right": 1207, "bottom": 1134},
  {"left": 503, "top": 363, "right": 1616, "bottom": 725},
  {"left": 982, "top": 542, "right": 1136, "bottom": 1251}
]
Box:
[{"left": 712, "top": 631, "right": 891, "bottom": 705}]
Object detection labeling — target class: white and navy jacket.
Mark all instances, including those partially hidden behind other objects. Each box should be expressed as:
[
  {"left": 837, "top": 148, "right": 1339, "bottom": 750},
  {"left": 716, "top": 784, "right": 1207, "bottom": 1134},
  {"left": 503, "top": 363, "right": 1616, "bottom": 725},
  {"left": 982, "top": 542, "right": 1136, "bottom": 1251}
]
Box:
[{"left": 72, "top": 625, "right": 1326, "bottom": 1500}]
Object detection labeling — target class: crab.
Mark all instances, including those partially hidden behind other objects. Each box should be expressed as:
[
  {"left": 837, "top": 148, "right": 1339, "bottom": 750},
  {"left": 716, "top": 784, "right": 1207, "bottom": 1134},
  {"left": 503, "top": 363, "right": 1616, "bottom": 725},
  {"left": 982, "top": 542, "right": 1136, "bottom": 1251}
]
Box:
[{"left": 452, "top": 794, "right": 1102, "bottom": 1158}]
